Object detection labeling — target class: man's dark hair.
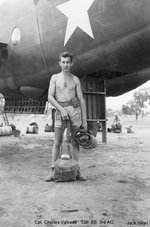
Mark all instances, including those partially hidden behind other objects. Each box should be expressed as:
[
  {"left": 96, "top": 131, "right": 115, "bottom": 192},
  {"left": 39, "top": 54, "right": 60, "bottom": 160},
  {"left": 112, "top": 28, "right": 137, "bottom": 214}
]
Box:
[{"left": 59, "top": 52, "right": 73, "bottom": 62}]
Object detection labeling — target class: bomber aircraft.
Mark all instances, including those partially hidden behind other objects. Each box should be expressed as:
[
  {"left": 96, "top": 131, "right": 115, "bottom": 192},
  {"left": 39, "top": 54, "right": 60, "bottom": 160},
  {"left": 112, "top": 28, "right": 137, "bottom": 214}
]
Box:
[{"left": 0, "top": 0, "right": 150, "bottom": 124}]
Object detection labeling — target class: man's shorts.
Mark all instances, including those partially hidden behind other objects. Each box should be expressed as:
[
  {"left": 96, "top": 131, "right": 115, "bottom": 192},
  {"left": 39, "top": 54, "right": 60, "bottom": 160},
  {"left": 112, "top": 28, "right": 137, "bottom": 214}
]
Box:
[{"left": 55, "top": 106, "right": 82, "bottom": 128}]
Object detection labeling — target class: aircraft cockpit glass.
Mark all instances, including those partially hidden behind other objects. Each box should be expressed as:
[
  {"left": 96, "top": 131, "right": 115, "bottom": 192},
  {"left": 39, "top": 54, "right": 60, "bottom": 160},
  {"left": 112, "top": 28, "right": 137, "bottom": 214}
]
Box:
[{"left": 11, "top": 28, "right": 21, "bottom": 46}]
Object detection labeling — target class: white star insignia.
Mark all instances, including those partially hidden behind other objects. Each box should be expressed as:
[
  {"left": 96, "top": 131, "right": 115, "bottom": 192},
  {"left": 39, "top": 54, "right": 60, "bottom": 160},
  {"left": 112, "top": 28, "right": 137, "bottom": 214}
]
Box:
[{"left": 57, "top": 0, "right": 95, "bottom": 46}]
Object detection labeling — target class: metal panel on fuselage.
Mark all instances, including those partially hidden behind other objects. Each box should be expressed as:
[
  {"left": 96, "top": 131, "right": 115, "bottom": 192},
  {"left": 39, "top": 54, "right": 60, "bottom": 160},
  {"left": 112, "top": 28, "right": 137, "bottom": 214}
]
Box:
[
  {"left": 0, "top": 0, "right": 49, "bottom": 96},
  {"left": 36, "top": 0, "right": 150, "bottom": 77}
]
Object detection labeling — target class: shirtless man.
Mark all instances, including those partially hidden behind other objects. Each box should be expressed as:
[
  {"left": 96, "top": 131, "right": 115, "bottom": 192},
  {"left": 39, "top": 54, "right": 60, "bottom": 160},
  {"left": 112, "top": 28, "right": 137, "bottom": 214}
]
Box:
[{"left": 45, "top": 52, "right": 87, "bottom": 181}]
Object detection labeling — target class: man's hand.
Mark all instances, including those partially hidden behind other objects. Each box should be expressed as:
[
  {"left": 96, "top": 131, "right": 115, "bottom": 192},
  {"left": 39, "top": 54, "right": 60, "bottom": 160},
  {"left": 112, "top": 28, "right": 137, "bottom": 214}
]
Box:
[
  {"left": 60, "top": 108, "right": 69, "bottom": 121},
  {"left": 82, "top": 120, "right": 87, "bottom": 129}
]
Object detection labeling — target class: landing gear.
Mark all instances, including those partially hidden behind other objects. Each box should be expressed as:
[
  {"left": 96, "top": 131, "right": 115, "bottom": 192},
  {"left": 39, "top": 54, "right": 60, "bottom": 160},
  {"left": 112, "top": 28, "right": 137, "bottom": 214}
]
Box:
[
  {"left": 87, "top": 120, "right": 107, "bottom": 143},
  {"left": 87, "top": 121, "right": 98, "bottom": 137}
]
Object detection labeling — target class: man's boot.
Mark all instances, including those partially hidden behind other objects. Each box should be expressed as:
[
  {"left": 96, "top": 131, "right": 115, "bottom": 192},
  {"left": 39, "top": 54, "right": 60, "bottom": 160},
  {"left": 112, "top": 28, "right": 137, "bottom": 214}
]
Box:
[
  {"left": 76, "top": 170, "right": 86, "bottom": 181},
  {"left": 45, "top": 167, "right": 54, "bottom": 182}
]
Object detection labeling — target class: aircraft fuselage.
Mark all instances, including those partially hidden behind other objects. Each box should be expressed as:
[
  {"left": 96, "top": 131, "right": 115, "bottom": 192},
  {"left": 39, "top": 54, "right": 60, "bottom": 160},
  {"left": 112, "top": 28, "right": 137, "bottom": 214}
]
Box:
[{"left": 0, "top": 0, "right": 150, "bottom": 98}]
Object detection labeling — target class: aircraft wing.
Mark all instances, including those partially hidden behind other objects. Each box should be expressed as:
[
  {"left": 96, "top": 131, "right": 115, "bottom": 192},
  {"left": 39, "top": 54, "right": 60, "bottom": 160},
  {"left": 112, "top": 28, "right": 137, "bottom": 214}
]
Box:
[{"left": 106, "top": 68, "right": 150, "bottom": 96}]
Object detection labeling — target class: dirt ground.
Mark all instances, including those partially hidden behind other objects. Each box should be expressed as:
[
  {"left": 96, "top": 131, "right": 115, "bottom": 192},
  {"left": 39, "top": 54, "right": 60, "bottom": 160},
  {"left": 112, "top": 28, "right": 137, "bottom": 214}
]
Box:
[{"left": 0, "top": 114, "right": 150, "bottom": 227}]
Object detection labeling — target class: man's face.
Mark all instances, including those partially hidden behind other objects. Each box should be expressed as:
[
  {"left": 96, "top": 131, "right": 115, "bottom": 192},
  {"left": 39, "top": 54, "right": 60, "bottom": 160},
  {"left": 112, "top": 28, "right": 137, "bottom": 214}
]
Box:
[{"left": 59, "top": 57, "right": 73, "bottom": 72}]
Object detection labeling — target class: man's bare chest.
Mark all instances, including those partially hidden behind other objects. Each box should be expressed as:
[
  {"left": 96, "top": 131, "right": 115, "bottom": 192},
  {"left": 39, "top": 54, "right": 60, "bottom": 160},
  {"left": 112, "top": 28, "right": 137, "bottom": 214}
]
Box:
[{"left": 56, "top": 77, "right": 76, "bottom": 90}]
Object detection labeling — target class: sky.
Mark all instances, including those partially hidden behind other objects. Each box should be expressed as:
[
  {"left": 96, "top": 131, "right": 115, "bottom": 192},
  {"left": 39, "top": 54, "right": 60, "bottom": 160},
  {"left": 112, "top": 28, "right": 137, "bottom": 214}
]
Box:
[
  {"left": 106, "top": 80, "right": 150, "bottom": 110},
  {"left": 0, "top": 0, "right": 5, "bottom": 4}
]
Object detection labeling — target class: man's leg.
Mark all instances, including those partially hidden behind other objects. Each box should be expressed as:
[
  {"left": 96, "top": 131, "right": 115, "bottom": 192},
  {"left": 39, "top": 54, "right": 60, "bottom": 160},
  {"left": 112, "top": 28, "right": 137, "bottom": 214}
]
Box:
[
  {"left": 51, "top": 127, "right": 64, "bottom": 166},
  {"left": 45, "top": 126, "right": 64, "bottom": 182},
  {"left": 72, "top": 140, "right": 79, "bottom": 162},
  {"left": 71, "top": 125, "right": 86, "bottom": 181},
  {"left": 70, "top": 125, "right": 79, "bottom": 162}
]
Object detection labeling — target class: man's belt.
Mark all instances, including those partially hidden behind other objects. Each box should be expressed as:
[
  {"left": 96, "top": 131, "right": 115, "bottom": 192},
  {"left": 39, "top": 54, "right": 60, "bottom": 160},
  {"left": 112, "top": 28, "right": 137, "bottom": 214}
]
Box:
[
  {"left": 58, "top": 97, "right": 79, "bottom": 108},
  {"left": 58, "top": 100, "right": 72, "bottom": 107}
]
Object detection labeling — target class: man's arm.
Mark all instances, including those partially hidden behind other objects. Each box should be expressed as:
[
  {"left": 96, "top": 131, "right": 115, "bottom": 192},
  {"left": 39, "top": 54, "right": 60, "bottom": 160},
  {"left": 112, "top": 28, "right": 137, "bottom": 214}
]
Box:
[
  {"left": 75, "top": 76, "right": 87, "bottom": 129},
  {"left": 48, "top": 75, "right": 68, "bottom": 119}
]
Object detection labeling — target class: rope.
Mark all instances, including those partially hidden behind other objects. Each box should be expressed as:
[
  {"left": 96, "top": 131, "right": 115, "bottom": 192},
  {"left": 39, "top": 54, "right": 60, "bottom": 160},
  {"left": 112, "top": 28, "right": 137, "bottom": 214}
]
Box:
[{"left": 74, "top": 128, "right": 93, "bottom": 149}]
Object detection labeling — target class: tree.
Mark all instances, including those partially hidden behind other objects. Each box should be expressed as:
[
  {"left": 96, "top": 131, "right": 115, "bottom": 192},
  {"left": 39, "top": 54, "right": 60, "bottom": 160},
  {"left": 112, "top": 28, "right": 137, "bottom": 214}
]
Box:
[
  {"left": 122, "top": 101, "right": 136, "bottom": 115},
  {"left": 121, "top": 89, "right": 150, "bottom": 115},
  {"left": 133, "top": 91, "right": 150, "bottom": 109},
  {"left": 106, "top": 108, "right": 115, "bottom": 117}
]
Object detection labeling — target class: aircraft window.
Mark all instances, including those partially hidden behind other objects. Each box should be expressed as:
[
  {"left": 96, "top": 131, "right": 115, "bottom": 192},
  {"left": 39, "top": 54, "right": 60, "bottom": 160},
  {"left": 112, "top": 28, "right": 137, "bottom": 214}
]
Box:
[{"left": 11, "top": 28, "right": 21, "bottom": 46}]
